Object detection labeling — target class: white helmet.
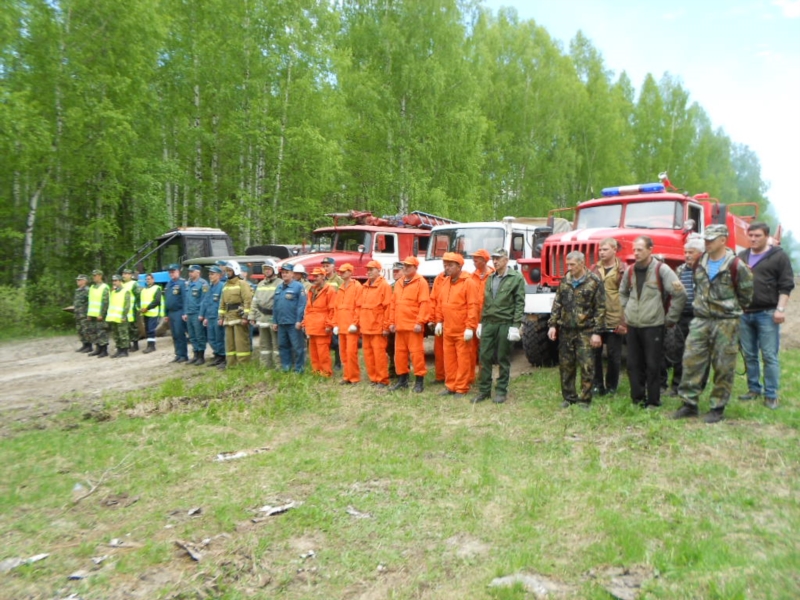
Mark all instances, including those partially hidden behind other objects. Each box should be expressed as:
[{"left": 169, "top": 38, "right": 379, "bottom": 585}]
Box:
[
  {"left": 226, "top": 260, "right": 242, "bottom": 277},
  {"left": 262, "top": 259, "right": 277, "bottom": 274},
  {"left": 293, "top": 263, "right": 307, "bottom": 275}
]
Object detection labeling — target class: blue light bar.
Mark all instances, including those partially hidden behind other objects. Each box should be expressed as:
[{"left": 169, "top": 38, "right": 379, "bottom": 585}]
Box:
[{"left": 601, "top": 182, "right": 665, "bottom": 197}]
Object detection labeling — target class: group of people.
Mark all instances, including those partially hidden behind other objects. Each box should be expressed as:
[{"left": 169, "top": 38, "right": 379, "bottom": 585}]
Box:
[
  {"left": 74, "top": 221, "right": 792, "bottom": 421},
  {"left": 548, "top": 222, "right": 793, "bottom": 424}
]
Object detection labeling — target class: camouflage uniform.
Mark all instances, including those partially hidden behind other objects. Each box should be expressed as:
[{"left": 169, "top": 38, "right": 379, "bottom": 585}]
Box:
[
  {"left": 548, "top": 271, "right": 606, "bottom": 404},
  {"left": 679, "top": 249, "right": 753, "bottom": 409},
  {"left": 74, "top": 282, "right": 90, "bottom": 345}
]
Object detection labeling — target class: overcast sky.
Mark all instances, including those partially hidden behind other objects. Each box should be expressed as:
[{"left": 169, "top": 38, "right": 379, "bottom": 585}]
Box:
[{"left": 482, "top": 0, "right": 800, "bottom": 239}]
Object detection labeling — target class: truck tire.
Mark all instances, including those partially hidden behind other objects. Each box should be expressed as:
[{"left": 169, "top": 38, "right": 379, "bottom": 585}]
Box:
[{"left": 522, "top": 317, "right": 558, "bottom": 367}]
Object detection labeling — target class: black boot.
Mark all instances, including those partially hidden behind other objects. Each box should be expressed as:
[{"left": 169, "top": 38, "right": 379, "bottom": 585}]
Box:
[
  {"left": 110, "top": 348, "right": 122, "bottom": 359},
  {"left": 130, "top": 340, "right": 140, "bottom": 352},
  {"left": 206, "top": 354, "right": 219, "bottom": 367},
  {"left": 194, "top": 353, "right": 205, "bottom": 366},
  {"left": 187, "top": 351, "right": 199, "bottom": 365},
  {"left": 142, "top": 341, "right": 155, "bottom": 354},
  {"left": 77, "top": 342, "right": 93, "bottom": 353},
  {"left": 96, "top": 345, "right": 109, "bottom": 358},
  {"left": 87, "top": 344, "right": 101, "bottom": 356},
  {"left": 413, "top": 375, "right": 424, "bottom": 393},
  {"left": 388, "top": 374, "right": 409, "bottom": 391}
]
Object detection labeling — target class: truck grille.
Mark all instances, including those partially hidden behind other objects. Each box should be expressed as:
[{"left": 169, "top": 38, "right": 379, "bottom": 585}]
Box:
[{"left": 544, "top": 242, "right": 599, "bottom": 279}]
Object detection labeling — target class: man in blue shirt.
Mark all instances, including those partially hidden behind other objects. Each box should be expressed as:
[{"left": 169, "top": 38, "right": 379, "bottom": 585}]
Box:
[
  {"left": 272, "top": 264, "right": 307, "bottom": 373},
  {"left": 183, "top": 265, "right": 209, "bottom": 365},
  {"left": 200, "top": 265, "right": 227, "bottom": 368},
  {"left": 164, "top": 264, "right": 189, "bottom": 363}
]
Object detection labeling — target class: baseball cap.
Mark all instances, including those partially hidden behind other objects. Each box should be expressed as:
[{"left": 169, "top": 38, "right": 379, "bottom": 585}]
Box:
[
  {"left": 76, "top": 274, "right": 88, "bottom": 281},
  {"left": 111, "top": 274, "right": 121, "bottom": 281},
  {"left": 321, "top": 257, "right": 336, "bottom": 265},
  {"left": 442, "top": 252, "right": 464, "bottom": 266},
  {"left": 392, "top": 262, "right": 404, "bottom": 270},
  {"left": 240, "top": 265, "right": 250, "bottom": 273},
  {"left": 122, "top": 268, "right": 134, "bottom": 274},
  {"left": 490, "top": 247, "right": 508, "bottom": 258},
  {"left": 338, "top": 263, "right": 354, "bottom": 272},
  {"left": 91, "top": 269, "right": 104, "bottom": 276},
  {"left": 703, "top": 224, "right": 728, "bottom": 240},
  {"left": 209, "top": 266, "right": 223, "bottom": 274},
  {"left": 280, "top": 263, "right": 295, "bottom": 272},
  {"left": 401, "top": 256, "right": 419, "bottom": 267},
  {"left": 167, "top": 263, "right": 181, "bottom": 271},
  {"left": 472, "top": 249, "right": 491, "bottom": 261},
  {"left": 188, "top": 264, "right": 201, "bottom": 272},
  {"left": 366, "top": 260, "right": 383, "bottom": 270}
]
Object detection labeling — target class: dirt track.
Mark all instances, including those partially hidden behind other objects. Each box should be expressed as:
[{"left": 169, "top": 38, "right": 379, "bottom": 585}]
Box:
[{"left": 1, "top": 303, "right": 796, "bottom": 433}]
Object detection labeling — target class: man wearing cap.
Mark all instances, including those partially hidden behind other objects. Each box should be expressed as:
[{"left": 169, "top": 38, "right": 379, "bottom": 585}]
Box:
[
  {"left": 388, "top": 256, "right": 430, "bottom": 392},
  {"left": 387, "top": 262, "right": 404, "bottom": 378},
  {"left": 164, "top": 264, "right": 189, "bottom": 363},
  {"left": 73, "top": 274, "right": 92, "bottom": 352},
  {"left": 548, "top": 251, "right": 605, "bottom": 408},
  {"left": 106, "top": 275, "right": 132, "bottom": 358},
  {"left": 334, "top": 263, "right": 362, "bottom": 384},
  {"left": 427, "top": 266, "right": 448, "bottom": 386},
  {"left": 121, "top": 269, "right": 142, "bottom": 352},
  {"left": 469, "top": 249, "right": 495, "bottom": 381},
  {"left": 86, "top": 270, "right": 110, "bottom": 357},
  {"left": 139, "top": 273, "right": 164, "bottom": 354},
  {"left": 218, "top": 261, "right": 254, "bottom": 366},
  {"left": 358, "top": 260, "right": 393, "bottom": 387},
  {"left": 435, "top": 252, "right": 480, "bottom": 397},
  {"left": 321, "top": 257, "right": 344, "bottom": 370},
  {"left": 183, "top": 265, "right": 209, "bottom": 365},
  {"left": 302, "top": 268, "right": 337, "bottom": 377},
  {"left": 737, "top": 221, "right": 794, "bottom": 409},
  {"left": 619, "top": 236, "right": 686, "bottom": 409},
  {"left": 200, "top": 266, "right": 226, "bottom": 367},
  {"left": 272, "top": 264, "right": 307, "bottom": 373},
  {"left": 674, "top": 224, "right": 753, "bottom": 423},
  {"left": 590, "top": 238, "right": 625, "bottom": 396},
  {"left": 250, "top": 260, "right": 280, "bottom": 369},
  {"left": 473, "top": 248, "right": 525, "bottom": 404}
]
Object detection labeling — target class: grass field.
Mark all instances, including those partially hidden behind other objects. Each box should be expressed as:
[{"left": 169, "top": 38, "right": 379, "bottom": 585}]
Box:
[{"left": 1, "top": 351, "right": 799, "bottom": 599}]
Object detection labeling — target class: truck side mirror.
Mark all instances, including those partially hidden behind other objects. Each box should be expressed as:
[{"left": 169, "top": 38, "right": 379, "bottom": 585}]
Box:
[
  {"left": 682, "top": 219, "right": 696, "bottom": 234},
  {"left": 358, "top": 244, "right": 366, "bottom": 254}
]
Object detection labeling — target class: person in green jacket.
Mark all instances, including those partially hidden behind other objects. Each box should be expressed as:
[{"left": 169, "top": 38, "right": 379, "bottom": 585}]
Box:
[{"left": 472, "top": 248, "right": 526, "bottom": 405}]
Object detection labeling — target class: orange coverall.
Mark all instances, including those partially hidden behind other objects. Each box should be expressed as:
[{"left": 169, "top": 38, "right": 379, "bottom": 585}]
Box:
[
  {"left": 389, "top": 274, "right": 430, "bottom": 377},
  {"left": 435, "top": 271, "right": 480, "bottom": 394},
  {"left": 334, "top": 279, "right": 362, "bottom": 383},
  {"left": 303, "top": 283, "right": 336, "bottom": 376},
  {"left": 429, "top": 272, "right": 447, "bottom": 383},
  {"left": 357, "top": 276, "right": 393, "bottom": 385},
  {"left": 469, "top": 266, "right": 495, "bottom": 380}
]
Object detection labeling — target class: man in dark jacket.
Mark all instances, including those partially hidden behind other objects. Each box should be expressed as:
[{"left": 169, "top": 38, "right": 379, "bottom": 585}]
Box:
[{"left": 737, "top": 222, "right": 794, "bottom": 409}]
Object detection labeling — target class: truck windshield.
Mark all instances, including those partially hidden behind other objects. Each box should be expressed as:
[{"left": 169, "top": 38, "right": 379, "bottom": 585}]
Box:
[
  {"left": 624, "top": 201, "right": 683, "bottom": 229},
  {"left": 427, "top": 227, "right": 505, "bottom": 259},
  {"left": 311, "top": 231, "right": 370, "bottom": 253},
  {"left": 575, "top": 205, "right": 622, "bottom": 229}
]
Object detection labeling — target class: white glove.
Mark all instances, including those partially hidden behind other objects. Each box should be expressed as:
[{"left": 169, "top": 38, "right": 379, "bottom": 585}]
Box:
[
  {"left": 435, "top": 322, "right": 443, "bottom": 336},
  {"left": 348, "top": 324, "right": 358, "bottom": 333},
  {"left": 476, "top": 324, "right": 482, "bottom": 339},
  {"left": 507, "top": 326, "right": 521, "bottom": 342},
  {"left": 333, "top": 326, "right": 339, "bottom": 336},
  {"left": 464, "top": 329, "right": 474, "bottom": 342}
]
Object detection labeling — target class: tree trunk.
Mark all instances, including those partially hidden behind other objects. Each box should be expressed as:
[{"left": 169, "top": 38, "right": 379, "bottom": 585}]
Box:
[
  {"left": 20, "top": 172, "right": 50, "bottom": 288},
  {"left": 271, "top": 60, "right": 291, "bottom": 244}
]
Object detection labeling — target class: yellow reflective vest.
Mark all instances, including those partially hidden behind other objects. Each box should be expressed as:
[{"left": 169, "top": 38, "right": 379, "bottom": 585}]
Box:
[
  {"left": 106, "top": 287, "right": 132, "bottom": 323},
  {"left": 140, "top": 284, "right": 164, "bottom": 317},
  {"left": 87, "top": 283, "right": 109, "bottom": 318}
]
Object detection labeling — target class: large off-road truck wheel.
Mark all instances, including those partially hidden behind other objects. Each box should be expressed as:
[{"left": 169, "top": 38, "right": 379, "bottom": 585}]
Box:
[{"left": 522, "top": 317, "right": 558, "bottom": 367}]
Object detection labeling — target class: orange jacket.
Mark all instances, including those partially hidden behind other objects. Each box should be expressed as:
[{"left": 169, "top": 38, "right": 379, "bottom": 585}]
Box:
[
  {"left": 357, "top": 276, "right": 392, "bottom": 335},
  {"left": 427, "top": 271, "right": 448, "bottom": 323},
  {"left": 334, "top": 279, "right": 362, "bottom": 330},
  {"left": 435, "top": 271, "right": 479, "bottom": 333},
  {"left": 302, "top": 284, "right": 336, "bottom": 335},
  {"left": 470, "top": 266, "right": 495, "bottom": 317},
  {"left": 390, "top": 273, "right": 430, "bottom": 332}
]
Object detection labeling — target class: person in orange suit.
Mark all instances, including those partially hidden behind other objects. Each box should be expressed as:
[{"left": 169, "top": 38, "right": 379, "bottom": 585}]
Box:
[
  {"left": 302, "top": 267, "right": 336, "bottom": 376},
  {"left": 427, "top": 268, "right": 448, "bottom": 385},
  {"left": 358, "top": 260, "right": 393, "bottom": 387},
  {"left": 388, "top": 256, "right": 430, "bottom": 393},
  {"left": 469, "top": 249, "right": 495, "bottom": 382},
  {"left": 334, "top": 263, "right": 362, "bottom": 385},
  {"left": 434, "top": 252, "right": 480, "bottom": 397}
]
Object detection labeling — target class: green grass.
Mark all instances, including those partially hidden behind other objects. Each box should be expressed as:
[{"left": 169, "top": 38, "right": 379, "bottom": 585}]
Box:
[{"left": 1, "top": 353, "right": 799, "bottom": 599}]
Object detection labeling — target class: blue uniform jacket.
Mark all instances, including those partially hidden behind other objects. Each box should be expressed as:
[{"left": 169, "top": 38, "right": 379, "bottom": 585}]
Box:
[
  {"left": 272, "top": 280, "right": 307, "bottom": 325},
  {"left": 165, "top": 278, "right": 186, "bottom": 313},
  {"left": 200, "top": 281, "right": 225, "bottom": 321},
  {"left": 184, "top": 277, "right": 209, "bottom": 315}
]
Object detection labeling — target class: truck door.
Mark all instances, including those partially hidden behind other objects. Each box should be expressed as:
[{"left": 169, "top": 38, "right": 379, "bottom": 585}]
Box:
[{"left": 374, "top": 233, "right": 398, "bottom": 280}]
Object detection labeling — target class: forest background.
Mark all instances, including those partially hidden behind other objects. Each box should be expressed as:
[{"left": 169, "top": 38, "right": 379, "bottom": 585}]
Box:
[{"left": 1, "top": 0, "right": 795, "bottom": 327}]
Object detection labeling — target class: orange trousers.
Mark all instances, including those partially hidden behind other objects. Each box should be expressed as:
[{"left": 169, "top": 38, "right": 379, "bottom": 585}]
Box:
[
  {"left": 444, "top": 334, "right": 473, "bottom": 393},
  {"left": 308, "top": 334, "right": 332, "bottom": 377},
  {"left": 340, "top": 332, "right": 360, "bottom": 383},
  {"left": 363, "top": 334, "right": 389, "bottom": 385},
  {"left": 434, "top": 334, "right": 445, "bottom": 382},
  {"left": 395, "top": 330, "right": 426, "bottom": 377}
]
